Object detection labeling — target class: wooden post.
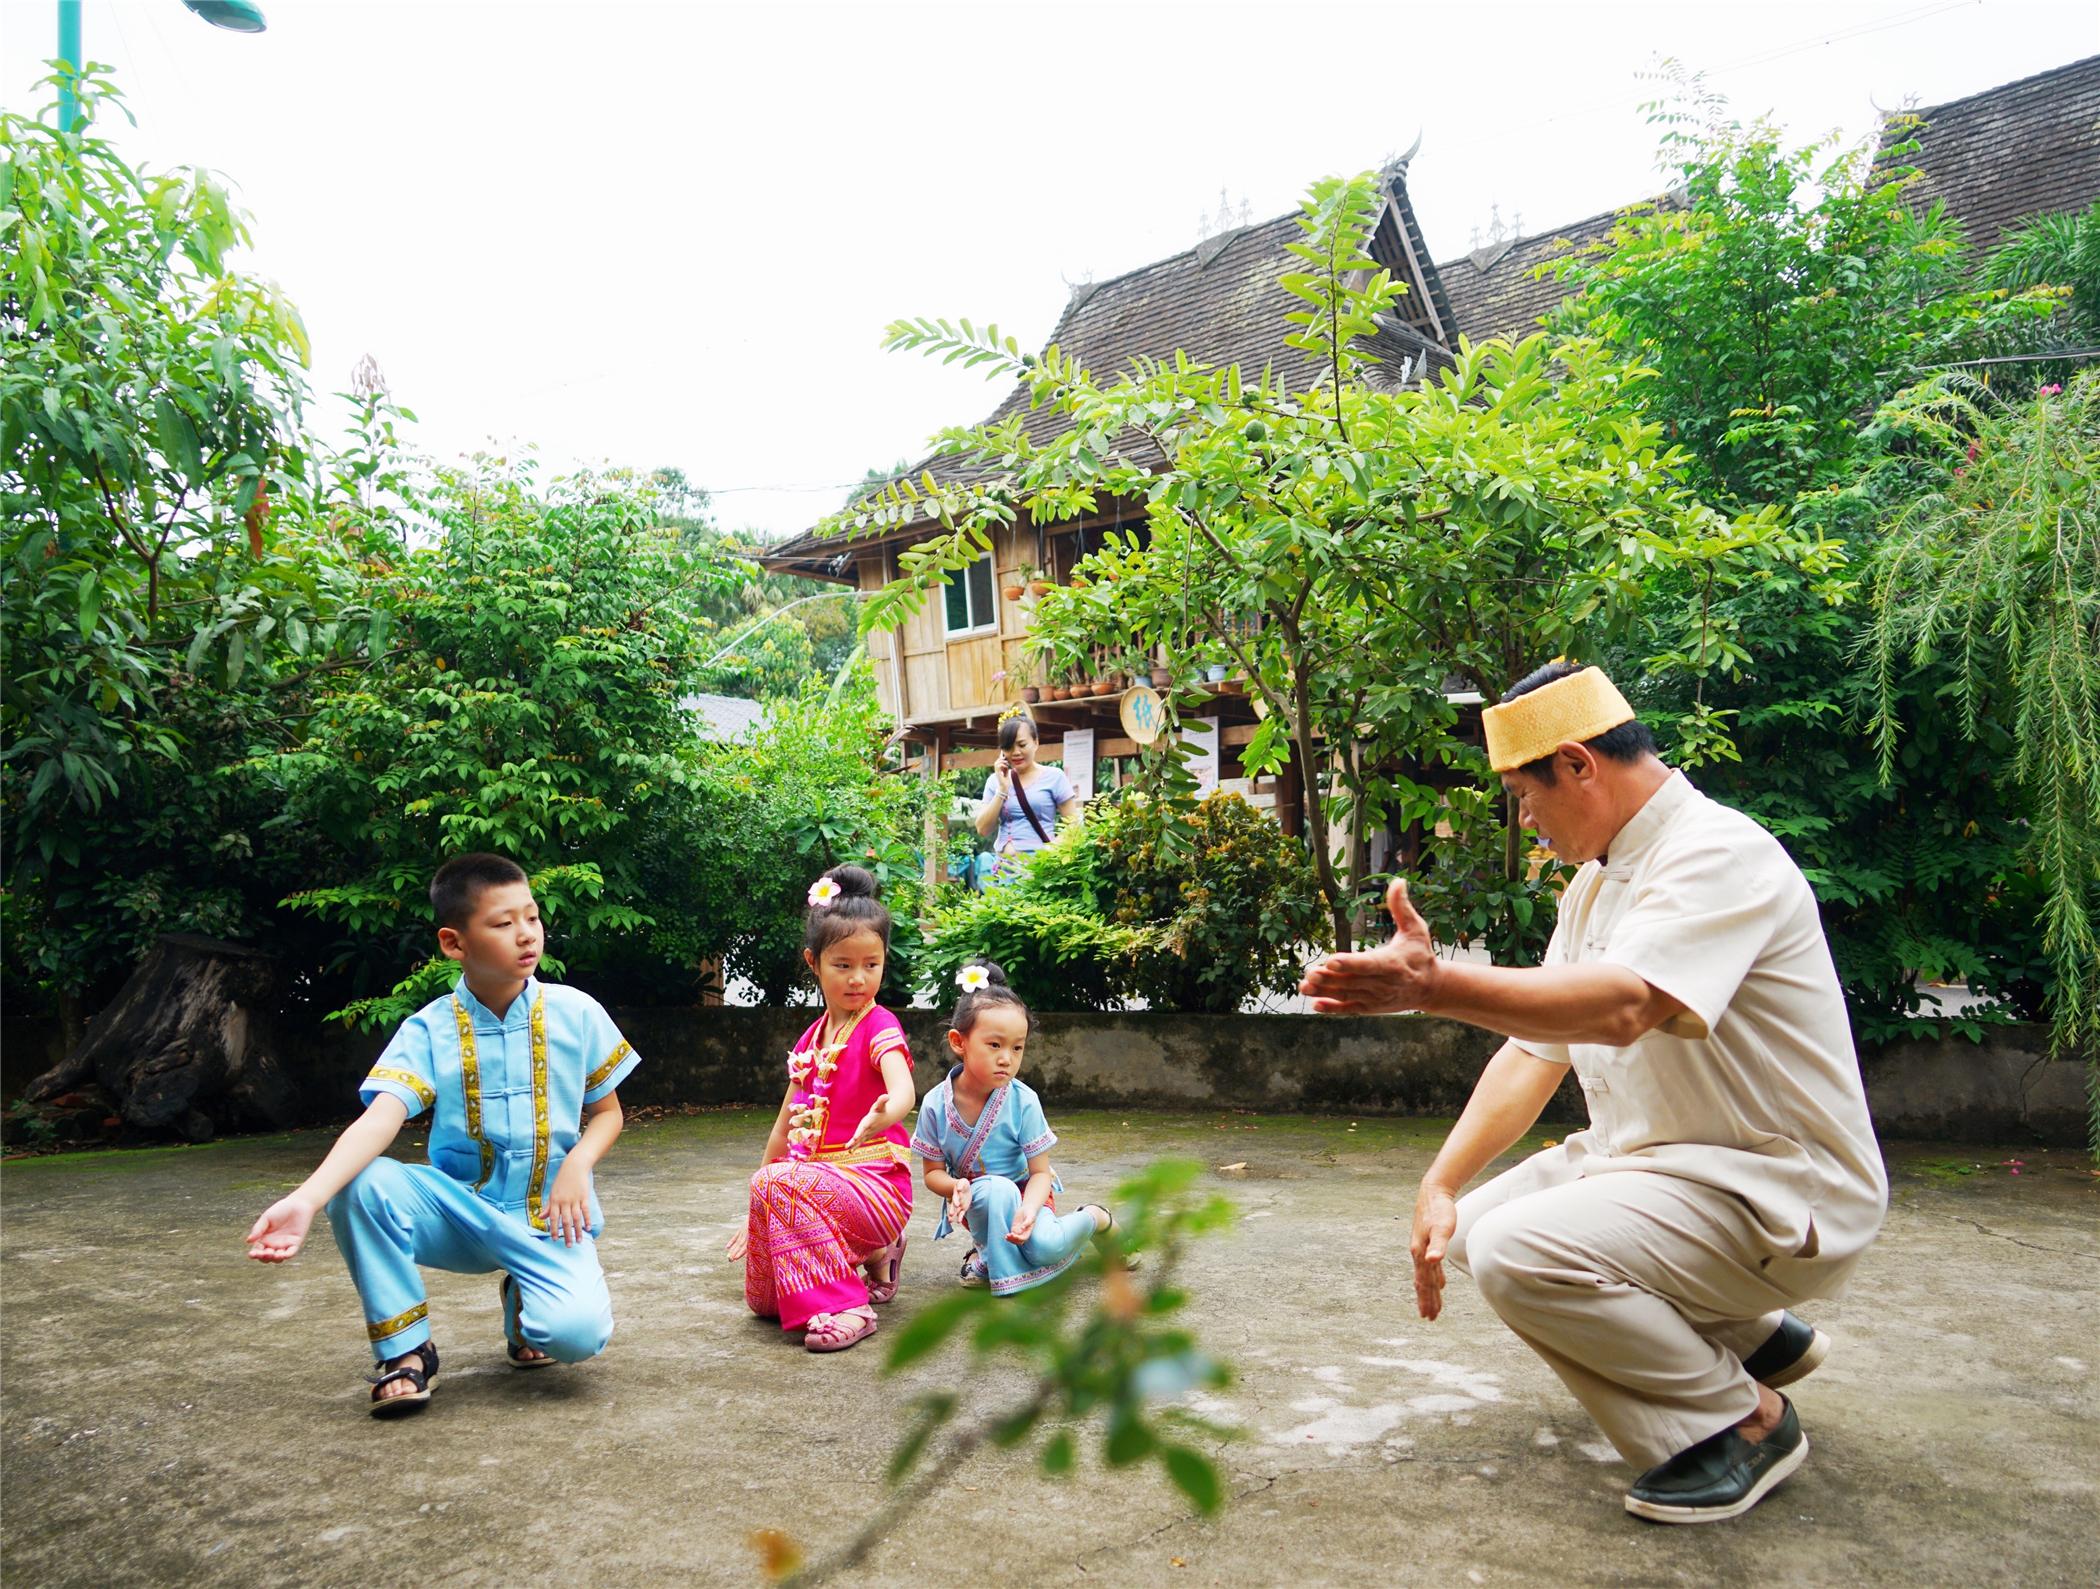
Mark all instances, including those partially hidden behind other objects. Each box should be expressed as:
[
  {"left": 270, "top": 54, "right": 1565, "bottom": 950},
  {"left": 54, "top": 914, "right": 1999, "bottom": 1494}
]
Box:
[{"left": 1276, "top": 760, "right": 1304, "bottom": 838}]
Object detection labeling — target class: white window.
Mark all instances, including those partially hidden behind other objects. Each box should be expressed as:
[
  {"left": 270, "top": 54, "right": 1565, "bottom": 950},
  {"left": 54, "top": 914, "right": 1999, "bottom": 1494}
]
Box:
[{"left": 943, "top": 555, "right": 999, "bottom": 637}]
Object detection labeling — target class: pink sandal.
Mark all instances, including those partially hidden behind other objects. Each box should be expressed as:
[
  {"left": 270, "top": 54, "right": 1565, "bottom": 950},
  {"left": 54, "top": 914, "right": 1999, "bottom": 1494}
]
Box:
[
  {"left": 804, "top": 1308, "right": 879, "bottom": 1353},
  {"left": 864, "top": 1236, "right": 907, "bottom": 1305}
]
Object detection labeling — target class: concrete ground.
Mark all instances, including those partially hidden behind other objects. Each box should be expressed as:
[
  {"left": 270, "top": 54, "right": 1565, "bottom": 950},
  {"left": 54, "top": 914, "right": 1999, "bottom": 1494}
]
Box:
[{"left": 3, "top": 1111, "right": 2095, "bottom": 1589}]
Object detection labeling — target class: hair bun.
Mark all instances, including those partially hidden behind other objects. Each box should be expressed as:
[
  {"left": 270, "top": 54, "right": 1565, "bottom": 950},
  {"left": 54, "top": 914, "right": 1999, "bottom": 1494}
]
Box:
[
  {"left": 825, "top": 864, "right": 879, "bottom": 901},
  {"left": 970, "top": 959, "right": 1010, "bottom": 987}
]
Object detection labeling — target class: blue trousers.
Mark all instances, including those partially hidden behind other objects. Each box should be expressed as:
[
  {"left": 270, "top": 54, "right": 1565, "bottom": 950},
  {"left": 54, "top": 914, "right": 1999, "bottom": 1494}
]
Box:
[
  {"left": 328, "top": 1157, "right": 613, "bottom": 1364},
  {"left": 963, "top": 1175, "right": 1097, "bottom": 1295}
]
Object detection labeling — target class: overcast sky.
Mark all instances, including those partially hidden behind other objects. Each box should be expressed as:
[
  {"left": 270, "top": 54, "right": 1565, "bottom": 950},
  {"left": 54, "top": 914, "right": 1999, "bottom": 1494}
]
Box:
[{"left": 4, "top": 1, "right": 2094, "bottom": 542}]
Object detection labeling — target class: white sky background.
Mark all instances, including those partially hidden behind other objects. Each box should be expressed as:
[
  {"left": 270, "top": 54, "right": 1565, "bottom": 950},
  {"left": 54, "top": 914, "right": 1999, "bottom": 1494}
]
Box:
[{"left": 3, "top": 0, "right": 2095, "bottom": 544}]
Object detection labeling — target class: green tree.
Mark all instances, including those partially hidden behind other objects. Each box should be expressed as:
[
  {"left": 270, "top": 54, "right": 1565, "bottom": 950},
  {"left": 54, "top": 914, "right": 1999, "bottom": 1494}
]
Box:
[
  {"left": 1544, "top": 79, "right": 2068, "bottom": 1040},
  {"left": 1865, "top": 373, "right": 2100, "bottom": 1142},
  {"left": 833, "top": 174, "right": 1824, "bottom": 954},
  {"left": 1545, "top": 75, "right": 2058, "bottom": 506},
  {"left": 1, "top": 72, "right": 360, "bottom": 1025},
  {"left": 675, "top": 669, "right": 934, "bottom": 1005},
  {"left": 1979, "top": 199, "right": 2100, "bottom": 391},
  {"left": 266, "top": 455, "right": 746, "bottom": 1017}
]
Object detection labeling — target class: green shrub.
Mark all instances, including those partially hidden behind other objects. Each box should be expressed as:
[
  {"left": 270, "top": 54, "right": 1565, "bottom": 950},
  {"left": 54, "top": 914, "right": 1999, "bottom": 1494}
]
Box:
[
  {"left": 680, "top": 672, "right": 934, "bottom": 1006},
  {"left": 1087, "top": 792, "right": 1331, "bottom": 1013},
  {"left": 920, "top": 887, "right": 1140, "bottom": 1013},
  {"left": 924, "top": 791, "right": 1328, "bottom": 1014}
]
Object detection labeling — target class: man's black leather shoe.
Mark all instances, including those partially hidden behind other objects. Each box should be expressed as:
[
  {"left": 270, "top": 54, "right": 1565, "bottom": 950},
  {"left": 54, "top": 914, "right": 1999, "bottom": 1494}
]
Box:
[
  {"left": 1624, "top": 1396, "right": 1808, "bottom": 1524},
  {"left": 1741, "top": 1311, "right": 1830, "bottom": 1389}
]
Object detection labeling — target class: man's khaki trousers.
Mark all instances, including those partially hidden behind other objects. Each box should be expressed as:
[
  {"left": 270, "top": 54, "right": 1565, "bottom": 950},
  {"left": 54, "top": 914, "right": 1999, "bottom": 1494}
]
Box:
[{"left": 1448, "top": 1149, "right": 1802, "bottom": 1468}]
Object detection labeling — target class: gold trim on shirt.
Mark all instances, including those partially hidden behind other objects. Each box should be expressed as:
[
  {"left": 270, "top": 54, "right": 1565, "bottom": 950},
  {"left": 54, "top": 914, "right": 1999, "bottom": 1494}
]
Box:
[
  {"left": 365, "top": 1066, "right": 436, "bottom": 1111},
  {"left": 585, "top": 1040, "right": 632, "bottom": 1092},
  {"left": 366, "top": 1300, "right": 429, "bottom": 1341},
  {"left": 452, "top": 997, "right": 494, "bottom": 1190},
  {"left": 525, "top": 992, "right": 551, "bottom": 1233}
]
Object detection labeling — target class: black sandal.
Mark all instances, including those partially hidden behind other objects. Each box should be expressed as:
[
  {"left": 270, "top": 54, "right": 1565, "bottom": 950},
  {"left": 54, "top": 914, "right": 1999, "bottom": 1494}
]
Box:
[
  {"left": 500, "top": 1274, "right": 555, "bottom": 1370},
  {"left": 366, "top": 1340, "right": 438, "bottom": 1418}
]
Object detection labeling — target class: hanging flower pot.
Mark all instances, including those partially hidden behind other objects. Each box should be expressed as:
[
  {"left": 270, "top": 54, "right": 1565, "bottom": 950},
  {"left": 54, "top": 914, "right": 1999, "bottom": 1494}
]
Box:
[
  {"left": 1028, "top": 580, "right": 1052, "bottom": 597},
  {"left": 1002, "top": 582, "right": 1025, "bottom": 602}
]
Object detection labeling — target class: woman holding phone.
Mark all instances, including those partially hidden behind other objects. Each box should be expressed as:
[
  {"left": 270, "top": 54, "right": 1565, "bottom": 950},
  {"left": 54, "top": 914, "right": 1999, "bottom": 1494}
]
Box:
[{"left": 974, "top": 715, "right": 1082, "bottom": 885}]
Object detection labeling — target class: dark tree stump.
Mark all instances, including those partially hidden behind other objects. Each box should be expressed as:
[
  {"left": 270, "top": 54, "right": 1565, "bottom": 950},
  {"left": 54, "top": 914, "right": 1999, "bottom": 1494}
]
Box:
[{"left": 24, "top": 934, "right": 298, "bottom": 1142}]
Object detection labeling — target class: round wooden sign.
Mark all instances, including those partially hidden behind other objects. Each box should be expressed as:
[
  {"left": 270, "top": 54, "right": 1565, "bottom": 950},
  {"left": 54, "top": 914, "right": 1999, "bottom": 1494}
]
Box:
[{"left": 1118, "top": 685, "right": 1165, "bottom": 745}]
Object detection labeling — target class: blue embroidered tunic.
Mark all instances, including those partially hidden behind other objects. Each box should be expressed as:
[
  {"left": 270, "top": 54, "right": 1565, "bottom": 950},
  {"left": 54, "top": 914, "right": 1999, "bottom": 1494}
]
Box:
[
  {"left": 359, "top": 976, "right": 640, "bottom": 1236},
  {"left": 909, "top": 1067, "right": 1060, "bottom": 1239}
]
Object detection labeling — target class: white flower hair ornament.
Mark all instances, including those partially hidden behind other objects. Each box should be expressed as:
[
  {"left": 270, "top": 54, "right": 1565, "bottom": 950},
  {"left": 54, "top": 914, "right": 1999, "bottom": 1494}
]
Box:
[
  {"left": 806, "top": 876, "right": 842, "bottom": 909},
  {"left": 956, "top": 964, "right": 992, "bottom": 992}
]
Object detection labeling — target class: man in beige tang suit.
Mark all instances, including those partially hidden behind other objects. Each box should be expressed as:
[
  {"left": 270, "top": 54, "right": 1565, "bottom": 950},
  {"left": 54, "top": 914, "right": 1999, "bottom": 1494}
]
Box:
[{"left": 1301, "top": 662, "right": 1887, "bottom": 1524}]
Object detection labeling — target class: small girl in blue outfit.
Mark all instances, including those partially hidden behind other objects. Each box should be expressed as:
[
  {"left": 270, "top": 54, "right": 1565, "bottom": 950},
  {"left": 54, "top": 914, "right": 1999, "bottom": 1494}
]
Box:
[{"left": 909, "top": 961, "right": 1119, "bottom": 1295}]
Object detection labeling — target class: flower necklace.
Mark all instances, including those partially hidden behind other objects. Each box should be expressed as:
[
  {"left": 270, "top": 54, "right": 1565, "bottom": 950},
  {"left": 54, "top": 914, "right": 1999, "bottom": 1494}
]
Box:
[{"left": 784, "top": 1003, "right": 871, "bottom": 1161}]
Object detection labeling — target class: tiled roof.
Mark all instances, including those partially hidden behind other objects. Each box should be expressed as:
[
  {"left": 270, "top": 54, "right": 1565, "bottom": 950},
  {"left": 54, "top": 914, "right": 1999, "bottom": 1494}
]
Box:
[
  {"left": 679, "top": 691, "right": 767, "bottom": 742},
  {"left": 764, "top": 57, "right": 2100, "bottom": 579},
  {"left": 1433, "top": 207, "right": 1621, "bottom": 345},
  {"left": 763, "top": 169, "right": 1457, "bottom": 574},
  {"left": 1896, "top": 54, "right": 2100, "bottom": 256}
]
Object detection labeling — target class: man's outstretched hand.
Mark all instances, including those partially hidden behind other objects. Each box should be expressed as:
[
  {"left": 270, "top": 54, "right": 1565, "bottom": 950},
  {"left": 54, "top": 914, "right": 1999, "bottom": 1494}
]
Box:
[
  {"left": 1299, "top": 878, "right": 1440, "bottom": 1015},
  {"left": 1411, "top": 1180, "right": 1458, "bottom": 1321}
]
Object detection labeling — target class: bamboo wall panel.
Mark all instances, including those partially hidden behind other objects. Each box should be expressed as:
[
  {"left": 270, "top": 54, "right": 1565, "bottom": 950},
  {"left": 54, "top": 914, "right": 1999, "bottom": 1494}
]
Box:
[
  {"left": 947, "top": 635, "right": 1005, "bottom": 710},
  {"left": 904, "top": 652, "right": 947, "bottom": 716}
]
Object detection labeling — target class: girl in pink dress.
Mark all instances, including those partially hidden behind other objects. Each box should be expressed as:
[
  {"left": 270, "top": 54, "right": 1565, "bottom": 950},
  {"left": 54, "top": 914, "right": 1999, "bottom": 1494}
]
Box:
[{"left": 726, "top": 865, "right": 917, "bottom": 1352}]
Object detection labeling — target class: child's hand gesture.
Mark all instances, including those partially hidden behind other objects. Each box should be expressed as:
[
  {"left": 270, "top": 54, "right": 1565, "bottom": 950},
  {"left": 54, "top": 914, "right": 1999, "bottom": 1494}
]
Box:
[
  {"left": 948, "top": 1179, "right": 972, "bottom": 1228},
  {"left": 1006, "top": 1205, "right": 1037, "bottom": 1246},
  {"left": 725, "top": 1229, "right": 749, "bottom": 1261},
  {"left": 245, "top": 1194, "right": 316, "bottom": 1263},
  {"left": 844, "top": 1103, "right": 888, "bottom": 1151},
  {"left": 543, "top": 1162, "right": 592, "bottom": 1247}
]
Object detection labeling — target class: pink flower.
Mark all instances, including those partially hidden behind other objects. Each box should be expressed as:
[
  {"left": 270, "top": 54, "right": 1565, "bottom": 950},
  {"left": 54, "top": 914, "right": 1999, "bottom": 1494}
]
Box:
[{"left": 2039, "top": 383, "right": 2063, "bottom": 397}]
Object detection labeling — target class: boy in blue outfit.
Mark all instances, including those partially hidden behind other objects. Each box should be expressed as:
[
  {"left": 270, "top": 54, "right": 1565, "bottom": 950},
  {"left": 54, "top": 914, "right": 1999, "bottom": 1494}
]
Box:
[{"left": 246, "top": 853, "right": 641, "bottom": 1417}]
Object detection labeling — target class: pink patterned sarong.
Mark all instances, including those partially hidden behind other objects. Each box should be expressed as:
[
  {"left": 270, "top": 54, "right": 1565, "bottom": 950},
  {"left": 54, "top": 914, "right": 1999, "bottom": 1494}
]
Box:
[
  {"left": 745, "top": 1005, "right": 916, "bottom": 1331},
  {"left": 745, "top": 1150, "right": 913, "bottom": 1329}
]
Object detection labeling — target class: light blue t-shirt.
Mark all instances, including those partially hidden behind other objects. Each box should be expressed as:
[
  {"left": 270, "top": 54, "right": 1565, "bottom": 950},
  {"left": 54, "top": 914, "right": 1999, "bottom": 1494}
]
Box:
[{"left": 991, "top": 765, "right": 1074, "bottom": 854}]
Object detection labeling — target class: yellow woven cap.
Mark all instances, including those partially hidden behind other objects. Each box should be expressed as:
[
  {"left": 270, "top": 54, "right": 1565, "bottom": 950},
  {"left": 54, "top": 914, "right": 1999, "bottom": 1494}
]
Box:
[{"left": 1481, "top": 667, "right": 1636, "bottom": 773}]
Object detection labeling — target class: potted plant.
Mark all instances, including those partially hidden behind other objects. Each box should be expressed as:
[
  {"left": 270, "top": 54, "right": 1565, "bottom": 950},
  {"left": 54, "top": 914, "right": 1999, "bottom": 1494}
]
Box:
[
  {"left": 1205, "top": 662, "right": 1229, "bottom": 685},
  {"left": 1007, "top": 651, "right": 1043, "bottom": 706},
  {"left": 1148, "top": 663, "right": 1172, "bottom": 689},
  {"left": 1019, "top": 562, "right": 1052, "bottom": 598},
  {"left": 1001, "top": 570, "right": 1026, "bottom": 602}
]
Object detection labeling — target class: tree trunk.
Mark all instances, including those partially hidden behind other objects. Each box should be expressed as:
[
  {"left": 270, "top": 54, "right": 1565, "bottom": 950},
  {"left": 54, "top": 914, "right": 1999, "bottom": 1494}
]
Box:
[
  {"left": 1502, "top": 785, "right": 1524, "bottom": 961},
  {"left": 23, "top": 934, "right": 297, "bottom": 1142},
  {"left": 1290, "top": 717, "right": 1349, "bottom": 953},
  {"left": 1345, "top": 742, "right": 1369, "bottom": 937}
]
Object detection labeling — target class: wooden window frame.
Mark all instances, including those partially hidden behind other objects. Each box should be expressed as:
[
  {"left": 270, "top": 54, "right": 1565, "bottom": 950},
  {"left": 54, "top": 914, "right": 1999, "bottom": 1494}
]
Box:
[{"left": 943, "top": 554, "right": 1001, "bottom": 639}]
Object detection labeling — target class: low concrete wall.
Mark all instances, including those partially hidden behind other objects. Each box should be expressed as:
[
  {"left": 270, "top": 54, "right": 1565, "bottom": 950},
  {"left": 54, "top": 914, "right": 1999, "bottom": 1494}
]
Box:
[
  {"left": 605, "top": 1007, "right": 2089, "bottom": 1148},
  {"left": 1858, "top": 1024, "right": 2090, "bottom": 1146},
  {"left": 608, "top": 1007, "right": 1593, "bottom": 1121},
  {"left": 7, "top": 1007, "right": 2088, "bottom": 1147}
]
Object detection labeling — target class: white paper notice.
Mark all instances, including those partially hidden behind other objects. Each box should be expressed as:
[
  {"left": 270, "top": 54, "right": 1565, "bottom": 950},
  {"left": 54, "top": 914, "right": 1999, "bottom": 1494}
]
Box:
[
  {"left": 1063, "top": 728, "right": 1095, "bottom": 800},
  {"left": 1185, "top": 715, "right": 1220, "bottom": 792}
]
